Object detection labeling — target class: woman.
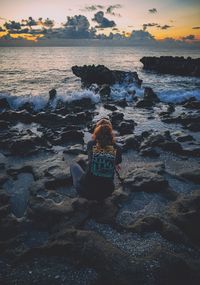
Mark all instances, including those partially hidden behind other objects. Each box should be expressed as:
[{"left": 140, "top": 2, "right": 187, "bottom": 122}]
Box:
[{"left": 70, "top": 118, "right": 122, "bottom": 201}]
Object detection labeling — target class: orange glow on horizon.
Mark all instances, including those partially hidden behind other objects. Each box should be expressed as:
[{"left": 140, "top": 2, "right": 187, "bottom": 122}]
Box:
[{"left": 10, "top": 33, "right": 44, "bottom": 41}]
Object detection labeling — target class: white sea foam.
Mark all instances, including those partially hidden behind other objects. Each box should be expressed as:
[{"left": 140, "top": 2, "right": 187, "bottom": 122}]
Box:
[
  {"left": 158, "top": 89, "right": 200, "bottom": 103},
  {"left": 0, "top": 89, "right": 100, "bottom": 111}
]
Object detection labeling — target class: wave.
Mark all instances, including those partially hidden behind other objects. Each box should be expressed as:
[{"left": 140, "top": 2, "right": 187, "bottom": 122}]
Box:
[
  {"left": 0, "top": 90, "right": 100, "bottom": 111},
  {"left": 158, "top": 89, "right": 200, "bottom": 103}
]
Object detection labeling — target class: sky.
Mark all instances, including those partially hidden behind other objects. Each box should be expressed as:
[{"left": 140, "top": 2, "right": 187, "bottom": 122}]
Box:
[{"left": 0, "top": 0, "right": 200, "bottom": 44}]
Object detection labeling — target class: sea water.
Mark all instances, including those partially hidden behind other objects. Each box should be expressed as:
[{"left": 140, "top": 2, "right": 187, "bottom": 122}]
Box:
[{"left": 0, "top": 46, "right": 200, "bottom": 110}]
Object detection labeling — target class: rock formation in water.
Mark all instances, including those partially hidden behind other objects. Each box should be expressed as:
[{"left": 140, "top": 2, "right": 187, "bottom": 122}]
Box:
[{"left": 140, "top": 56, "right": 200, "bottom": 77}]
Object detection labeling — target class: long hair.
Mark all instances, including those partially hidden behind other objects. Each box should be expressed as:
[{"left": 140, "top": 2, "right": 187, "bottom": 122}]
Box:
[{"left": 92, "top": 124, "right": 115, "bottom": 148}]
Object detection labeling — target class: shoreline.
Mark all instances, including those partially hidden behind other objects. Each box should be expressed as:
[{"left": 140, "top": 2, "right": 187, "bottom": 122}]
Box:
[{"left": 1, "top": 66, "right": 200, "bottom": 284}]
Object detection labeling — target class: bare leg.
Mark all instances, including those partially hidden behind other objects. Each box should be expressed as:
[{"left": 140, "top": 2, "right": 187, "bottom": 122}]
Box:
[{"left": 70, "top": 163, "right": 85, "bottom": 191}]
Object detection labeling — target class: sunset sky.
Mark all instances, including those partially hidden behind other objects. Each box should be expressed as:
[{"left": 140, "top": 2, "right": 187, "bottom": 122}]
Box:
[{"left": 0, "top": 0, "right": 200, "bottom": 42}]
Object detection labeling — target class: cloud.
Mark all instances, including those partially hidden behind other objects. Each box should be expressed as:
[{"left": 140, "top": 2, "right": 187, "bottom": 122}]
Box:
[
  {"left": 192, "top": 26, "right": 200, "bottom": 29},
  {"left": 149, "top": 8, "right": 157, "bottom": 14},
  {"left": 106, "top": 4, "right": 122, "bottom": 17},
  {"left": 143, "top": 23, "right": 158, "bottom": 31},
  {"left": 4, "top": 21, "right": 21, "bottom": 31},
  {"left": 59, "top": 15, "right": 92, "bottom": 38},
  {"left": 83, "top": 5, "right": 105, "bottom": 12},
  {"left": 0, "top": 26, "right": 6, "bottom": 32},
  {"left": 92, "top": 11, "right": 116, "bottom": 28},
  {"left": 41, "top": 18, "right": 55, "bottom": 29},
  {"left": 130, "top": 30, "right": 155, "bottom": 42},
  {"left": 143, "top": 23, "right": 173, "bottom": 31},
  {"left": 159, "top": 25, "right": 172, "bottom": 30},
  {"left": 182, "top": 34, "right": 196, "bottom": 40}
]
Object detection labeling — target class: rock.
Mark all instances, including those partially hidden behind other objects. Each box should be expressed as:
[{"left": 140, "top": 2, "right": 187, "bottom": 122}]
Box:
[
  {"left": 18, "top": 102, "right": 34, "bottom": 113},
  {"left": 28, "top": 196, "right": 74, "bottom": 227},
  {"left": 109, "top": 111, "right": 124, "bottom": 126},
  {"left": 72, "top": 64, "right": 142, "bottom": 86},
  {"left": 183, "top": 97, "right": 200, "bottom": 109},
  {"left": 140, "top": 147, "right": 160, "bottom": 157},
  {"left": 68, "top": 97, "right": 95, "bottom": 110},
  {"left": 103, "top": 104, "right": 118, "bottom": 111},
  {"left": 49, "top": 89, "right": 57, "bottom": 101},
  {"left": 99, "top": 84, "right": 111, "bottom": 97},
  {"left": 115, "top": 99, "right": 128, "bottom": 107},
  {"left": 143, "top": 87, "right": 160, "bottom": 103},
  {"left": 176, "top": 134, "right": 194, "bottom": 142},
  {"left": 140, "top": 56, "right": 200, "bottom": 77},
  {"left": 0, "top": 98, "right": 10, "bottom": 110},
  {"left": 178, "top": 168, "right": 200, "bottom": 183},
  {"left": 124, "top": 162, "right": 168, "bottom": 192},
  {"left": 168, "top": 191, "right": 200, "bottom": 244},
  {"left": 118, "top": 120, "right": 136, "bottom": 135},
  {"left": 60, "top": 130, "right": 84, "bottom": 144},
  {"left": 19, "top": 228, "right": 146, "bottom": 285},
  {"left": 63, "top": 144, "right": 85, "bottom": 155},
  {"left": 0, "top": 120, "right": 10, "bottom": 129},
  {"left": 10, "top": 139, "right": 37, "bottom": 155},
  {"left": 135, "top": 99, "right": 154, "bottom": 108},
  {"left": 121, "top": 134, "right": 140, "bottom": 151}
]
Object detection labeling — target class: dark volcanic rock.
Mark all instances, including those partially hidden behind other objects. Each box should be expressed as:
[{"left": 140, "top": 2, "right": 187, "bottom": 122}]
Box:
[
  {"left": 123, "top": 162, "right": 168, "bottom": 192},
  {"left": 0, "top": 98, "right": 10, "bottom": 110},
  {"left": 136, "top": 87, "right": 159, "bottom": 108},
  {"left": 140, "top": 56, "right": 200, "bottom": 77},
  {"left": 178, "top": 168, "right": 200, "bottom": 183},
  {"left": 168, "top": 191, "right": 200, "bottom": 244},
  {"left": 72, "top": 64, "right": 142, "bottom": 86},
  {"left": 49, "top": 89, "right": 57, "bottom": 101},
  {"left": 143, "top": 87, "right": 160, "bottom": 102},
  {"left": 118, "top": 120, "right": 136, "bottom": 135},
  {"left": 103, "top": 104, "right": 118, "bottom": 111},
  {"left": 183, "top": 97, "right": 200, "bottom": 109}
]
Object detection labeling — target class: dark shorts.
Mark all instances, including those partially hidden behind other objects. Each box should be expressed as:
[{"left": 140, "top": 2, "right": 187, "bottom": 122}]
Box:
[{"left": 70, "top": 163, "right": 114, "bottom": 201}]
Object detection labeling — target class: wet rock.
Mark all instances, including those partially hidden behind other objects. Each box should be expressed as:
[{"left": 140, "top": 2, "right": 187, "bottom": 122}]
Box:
[
  {"left": 109, "top": 111, "right": 124, "bottom": 126},
  {"left": 0, "top": 120, "right": 10, "bottom": 129},
  {"left": 60, "top": 130, "right": 84, "bottom": 144},
  {"left": 115, "top": 99, "right": 128, "bottom": 108},
  {"left": 182, "top": 144, "right": 200, "bottom": 157},
  {"left": 140, "top": 56, "right": 200, "bottom": 77},
  {"left": 168, "top": 191, "right": 200, "bottom": 244},
  {"left": 124, "top": 162, "right": 168, "bottom": 192},
  {"left": 18, "top": 102, "right": 34, "bottom": 113},
  {"left": 121, "top": 134, "right": 140, "bottom": 151},
  {"left": 99, "top": 84, "right": 111, "bottom": 98},
  {"left": 143, "top": 87, "right": 160, "bottom": 103},
  {"left": 72, "top": 64, "right": 142, "bottom": 86},
  {"left": 140, "top": 147, "right": 160, "bottom": 157},
  {"left": 28, "top": 196, "right": 74, "bottom": 227},
  {"left": 0, "top": 110, "right": 34, "bottom": 124},
  {"left": 176, "top": 134, "right": 194, "bottom": 142},
  {"left": 178, "top": 168, "right": 200, "bottom": 183},
  {"left": 0, "top": 98, "right": 10, "bottom": 110},
  {"left": 63, "top": 144, "right": 85, "bottom": 155},
  {"left": 118, "top": 120, "right": 136, "bottom": 135},
  {"left": 136, "top": 87, "right": 159, "bottom": 108},
  {"left": 68, "top": 97, "right": 95, "bottom": 110},
  {"left": 135, "top": 99, "right": 154, "bottom": 108},
  {"left": 49, "top": 89, "right": 57, "bottom": 101},
  {"left": 183, "top": 97, "right": 200, "bottom": 109},
  {"left": 10, "top": 139, "right": 37, "bottom": 155},
  {"left": 103, "top": 104, "right": 118, "bottom": 111}
]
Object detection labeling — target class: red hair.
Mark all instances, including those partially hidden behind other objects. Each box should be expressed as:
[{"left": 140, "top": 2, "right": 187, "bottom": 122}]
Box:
[{"left": 92, "top": 124, "right": 115, "bottom": 148}]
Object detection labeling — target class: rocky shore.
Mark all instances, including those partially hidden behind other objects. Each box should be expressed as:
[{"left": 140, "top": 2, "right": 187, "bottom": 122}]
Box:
[
  {"left": 0, "top": 65, "right": 200, "bottom": 285},
  {"left": 140, "top": 56, "right": 200, "bottom": 77}
]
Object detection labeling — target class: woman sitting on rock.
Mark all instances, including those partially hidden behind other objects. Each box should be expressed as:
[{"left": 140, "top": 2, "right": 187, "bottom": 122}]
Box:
[{"left": 70, "top": 118, "right": 122, "bottom": 201}]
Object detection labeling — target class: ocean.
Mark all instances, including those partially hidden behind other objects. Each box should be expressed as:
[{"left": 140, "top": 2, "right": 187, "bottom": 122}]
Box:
[{"left": 0, "top": 46, "right": 200, "bottom": 110}]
